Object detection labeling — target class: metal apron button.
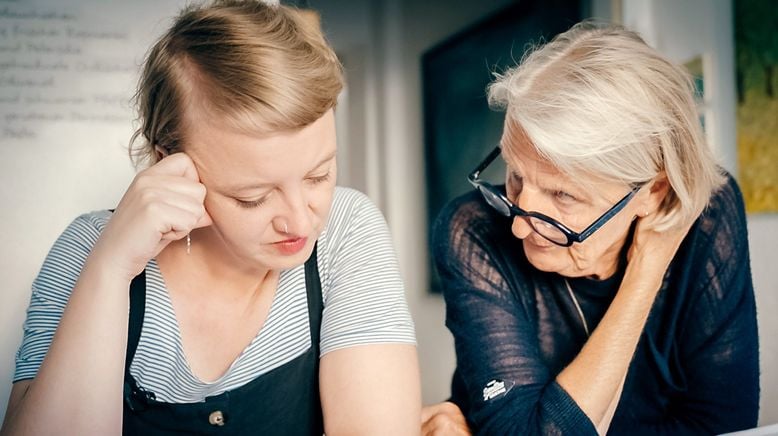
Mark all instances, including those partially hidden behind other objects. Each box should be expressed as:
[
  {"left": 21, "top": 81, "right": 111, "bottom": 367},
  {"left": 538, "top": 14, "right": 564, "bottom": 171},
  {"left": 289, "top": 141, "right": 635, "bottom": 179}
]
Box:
[{"left": 208, "top": 410, "right": 225, "bottom": 426}]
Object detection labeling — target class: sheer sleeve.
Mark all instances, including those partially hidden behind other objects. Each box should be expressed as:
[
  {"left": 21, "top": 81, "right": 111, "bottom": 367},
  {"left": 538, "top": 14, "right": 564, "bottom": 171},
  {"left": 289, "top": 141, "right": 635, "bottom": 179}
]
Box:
[
  {"left": 432, "top": 192, "right": 596, "bottom": 436},
  {"left": 636, "top": 174, "right": 759, "bottom": 434}
]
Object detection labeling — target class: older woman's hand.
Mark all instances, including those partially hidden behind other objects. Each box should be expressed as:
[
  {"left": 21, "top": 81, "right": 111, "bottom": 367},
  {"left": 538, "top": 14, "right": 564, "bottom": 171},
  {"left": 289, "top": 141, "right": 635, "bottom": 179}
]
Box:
[
  {"left": 627, "top": 205, "right": 695, "bottom": 290},
  {"left": 421, "top": 401, "right": 471, "bottom": 436}
]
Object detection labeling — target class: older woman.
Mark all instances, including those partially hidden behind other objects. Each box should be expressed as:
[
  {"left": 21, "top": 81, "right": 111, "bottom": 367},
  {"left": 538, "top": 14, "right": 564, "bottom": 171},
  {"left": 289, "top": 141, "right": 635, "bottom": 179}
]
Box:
[
  {"left": 422, "top": 23, "right": 759, "bottom": 435},
  {"left": 2, "top": 1, "right": 420, "bottom": 434}
]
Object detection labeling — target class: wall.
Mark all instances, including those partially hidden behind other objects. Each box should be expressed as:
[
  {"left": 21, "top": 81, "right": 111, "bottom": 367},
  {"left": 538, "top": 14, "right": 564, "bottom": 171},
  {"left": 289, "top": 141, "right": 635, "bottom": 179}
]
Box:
[{"left": 0, "top": 0, "right": 188, "bottom": 420}]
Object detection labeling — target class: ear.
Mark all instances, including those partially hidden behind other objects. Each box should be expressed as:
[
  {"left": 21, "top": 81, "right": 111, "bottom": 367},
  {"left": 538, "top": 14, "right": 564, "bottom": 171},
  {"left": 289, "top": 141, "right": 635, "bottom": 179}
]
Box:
[
  {"left": 154, "top": 145, "right": 168, "bottom": 162},
  {"left": 640, "top": 172, "right": 671, "bottom": 215}
]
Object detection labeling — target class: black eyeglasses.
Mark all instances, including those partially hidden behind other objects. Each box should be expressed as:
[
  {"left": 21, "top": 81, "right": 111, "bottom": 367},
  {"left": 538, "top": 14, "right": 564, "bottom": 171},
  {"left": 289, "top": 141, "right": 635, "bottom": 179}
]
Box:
[{"left": 468, "top": 146, "right": 642, "bottom": 247}]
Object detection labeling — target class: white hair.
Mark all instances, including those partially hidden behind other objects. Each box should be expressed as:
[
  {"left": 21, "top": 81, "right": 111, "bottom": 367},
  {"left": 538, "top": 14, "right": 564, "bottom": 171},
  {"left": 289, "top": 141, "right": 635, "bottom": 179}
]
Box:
[{"left": 488, "top": 21, "right": 725, "bottom": 231}]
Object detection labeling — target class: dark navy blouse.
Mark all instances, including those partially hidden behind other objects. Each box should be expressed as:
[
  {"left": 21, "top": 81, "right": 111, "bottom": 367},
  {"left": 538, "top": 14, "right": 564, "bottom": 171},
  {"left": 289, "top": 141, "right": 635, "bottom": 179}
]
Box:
[{"left": 433, "top": 174, "right": 759, "bottom": 435}]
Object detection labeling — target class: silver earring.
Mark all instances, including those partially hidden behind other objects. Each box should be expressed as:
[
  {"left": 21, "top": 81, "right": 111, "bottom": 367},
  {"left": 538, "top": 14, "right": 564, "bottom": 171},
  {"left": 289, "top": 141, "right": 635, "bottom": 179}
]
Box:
[{"left": 186, "top": 233, "right": 191, "bottom": 255}]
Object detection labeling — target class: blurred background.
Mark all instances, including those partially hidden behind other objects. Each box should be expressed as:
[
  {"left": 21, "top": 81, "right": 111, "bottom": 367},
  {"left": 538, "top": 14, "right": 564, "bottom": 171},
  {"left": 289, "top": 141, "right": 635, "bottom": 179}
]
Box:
[{"left": 0, "top": 0, "right": 775, "bottom": 426}]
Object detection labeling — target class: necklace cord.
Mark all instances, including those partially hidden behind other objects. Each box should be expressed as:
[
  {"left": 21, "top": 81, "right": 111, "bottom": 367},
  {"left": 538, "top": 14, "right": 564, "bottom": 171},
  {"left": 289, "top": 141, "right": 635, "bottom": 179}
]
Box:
[{"left": 564, "top": 279, "right": 590, "bottom": 337}]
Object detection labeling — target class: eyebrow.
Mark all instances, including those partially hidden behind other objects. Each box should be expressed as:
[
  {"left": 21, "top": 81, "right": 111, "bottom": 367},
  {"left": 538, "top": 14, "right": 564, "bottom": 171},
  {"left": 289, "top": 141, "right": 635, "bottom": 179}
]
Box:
[
  {"left": 508, "top": 162, "right": 588, "bottom": 199},
  {"left": 227, "top": 151, "right": 337, "bottom": 192}
]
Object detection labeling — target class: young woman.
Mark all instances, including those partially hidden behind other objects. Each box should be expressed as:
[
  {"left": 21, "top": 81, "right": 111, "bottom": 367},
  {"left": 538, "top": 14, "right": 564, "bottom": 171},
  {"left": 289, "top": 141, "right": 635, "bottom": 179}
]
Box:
[{"left": 2, "top": 1, "right": 420, "bottom": 434}]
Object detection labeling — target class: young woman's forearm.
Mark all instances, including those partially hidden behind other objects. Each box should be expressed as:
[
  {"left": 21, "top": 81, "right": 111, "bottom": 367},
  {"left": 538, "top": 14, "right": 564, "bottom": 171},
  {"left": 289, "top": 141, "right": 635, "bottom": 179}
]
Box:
[
  {"left": 4, "top": 155, "right": 209, "bottom": 435},
  {"left": 3, "top": 256, "right": 130, "bottom": 435}
]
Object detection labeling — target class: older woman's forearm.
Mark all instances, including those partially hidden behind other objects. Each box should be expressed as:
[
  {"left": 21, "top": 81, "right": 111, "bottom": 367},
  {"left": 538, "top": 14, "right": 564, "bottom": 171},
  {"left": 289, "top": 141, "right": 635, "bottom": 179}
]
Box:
[
  {"left": 595, "top": 372, "right": 627, "bottom": 435},
  {"left": 2, "top": 256, "right": 130, "bottom": 435},
  {"left": 556, "top": 250, "right": 666, "bottom": 432}
]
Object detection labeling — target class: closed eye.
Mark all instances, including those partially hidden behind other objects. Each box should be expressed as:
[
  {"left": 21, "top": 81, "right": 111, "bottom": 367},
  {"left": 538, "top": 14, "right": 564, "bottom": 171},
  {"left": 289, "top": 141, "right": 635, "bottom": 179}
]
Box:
[
  {"left": 553, "top": 190, "right": 577, "bottom": 203},
  {"left": 235, "top": 197, "right": 268, "bottom": 208},
  {"left": 308, "top": 172, "right": 331, "bottom": 185}
]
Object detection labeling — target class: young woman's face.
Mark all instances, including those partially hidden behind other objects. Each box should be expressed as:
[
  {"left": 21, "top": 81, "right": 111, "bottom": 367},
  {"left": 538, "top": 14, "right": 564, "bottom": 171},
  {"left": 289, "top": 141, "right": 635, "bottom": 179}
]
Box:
[
  {"left": 184, "top": 109, "right": 337, "bottom": 272},
  {"left": 501, "top": 119, "right": 647, "bottom": 280}
]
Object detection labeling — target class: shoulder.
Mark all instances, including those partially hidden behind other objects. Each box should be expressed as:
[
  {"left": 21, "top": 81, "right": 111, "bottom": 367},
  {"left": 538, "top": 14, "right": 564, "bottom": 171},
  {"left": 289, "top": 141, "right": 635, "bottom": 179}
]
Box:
[
  {"left": 687, "top": 172, "right": 749, "bottom": 273},
  {"left": 316, "top": 187, "right": 396, "bottom": 282},
  {"left": 320, "top": 187, "right": 389, "bottom": 248},
  {"left": 27, "top": 210, "right": 111, "bottom": 310},
  {"left": 667, "top": 173, "right": 756, "bottom": 351},
  {"left": 434, "top": 189, "right": 496, "bottom": 235},
  {"left": 42, "top": 210, "right": 112, "bottom": 263},
  {"left": 432, "top": 189, "right": 531, "bottom": 300},
  {"left": 62, "top": 210, "right": 113, "bottom": 240},
  {"left": 432, "top": 188, "right": 514, "bottom": 263},
  {"left": 329, "top": 186, "right": 383, "bottom": 223},
  {"left": 676, "top": 171, "right": 752, "bottom": 304},
  {"left": 696, "top": 171, "right": 747, "bottom": 243}
]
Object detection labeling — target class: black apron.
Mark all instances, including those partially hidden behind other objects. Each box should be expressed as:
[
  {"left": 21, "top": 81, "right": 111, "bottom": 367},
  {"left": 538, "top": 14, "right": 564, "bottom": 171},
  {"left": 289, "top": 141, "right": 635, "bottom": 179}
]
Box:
[{"left": 122, "top": 245, "right": 324, "bottom": 435}]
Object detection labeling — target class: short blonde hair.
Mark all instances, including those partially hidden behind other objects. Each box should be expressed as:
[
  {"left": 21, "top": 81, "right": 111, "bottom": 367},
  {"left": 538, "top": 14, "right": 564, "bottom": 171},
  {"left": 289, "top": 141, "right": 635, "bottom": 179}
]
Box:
[
  {"left": 130, "top": 0, "right": 344, "bottom": 166},
  {"left": 488, "top": 22, "right": 725, "bottom": 230}
]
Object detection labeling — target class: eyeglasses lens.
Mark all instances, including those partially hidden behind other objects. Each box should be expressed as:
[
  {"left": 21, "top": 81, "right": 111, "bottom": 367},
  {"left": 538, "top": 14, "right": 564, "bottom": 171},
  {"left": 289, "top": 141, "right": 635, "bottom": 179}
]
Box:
[
  {"left": 527, "top": 217, "right": 567, "bottom": 244},
  {"left": 478, "top": 186, "right": 511, "bottom": 217}
]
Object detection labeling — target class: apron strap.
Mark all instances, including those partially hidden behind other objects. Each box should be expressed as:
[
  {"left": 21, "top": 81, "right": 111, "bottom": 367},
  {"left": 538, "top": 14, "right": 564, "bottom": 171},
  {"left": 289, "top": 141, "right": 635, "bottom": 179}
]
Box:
[
  {"left": 124, "top": 270, "right": 155, "bottom": 410},
  {"left": 125, "top": 271, "right": 146, "bottom": 375},
  {"left": 303, "top": 242, "right": 323, "bottom": 353}
]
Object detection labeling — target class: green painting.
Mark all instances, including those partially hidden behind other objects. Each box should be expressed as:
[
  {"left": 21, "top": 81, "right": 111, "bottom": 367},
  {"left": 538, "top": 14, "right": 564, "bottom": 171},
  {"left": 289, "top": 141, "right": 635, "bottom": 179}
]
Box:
[{"left": 735, "top": 0, "right": 778, "bottom": 212}]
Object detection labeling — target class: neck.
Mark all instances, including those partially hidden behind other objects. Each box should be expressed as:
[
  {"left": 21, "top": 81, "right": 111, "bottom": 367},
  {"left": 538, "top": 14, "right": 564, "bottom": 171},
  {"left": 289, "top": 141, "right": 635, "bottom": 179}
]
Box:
[
  {"left": 158, "top": 229, "right": 275, "bottom": 300},
  {"left": 588, "top": 254, "right": 621, "bottom": 281},
  {"left": 567, "top": 237, "right": 627, "bottom": 281}
]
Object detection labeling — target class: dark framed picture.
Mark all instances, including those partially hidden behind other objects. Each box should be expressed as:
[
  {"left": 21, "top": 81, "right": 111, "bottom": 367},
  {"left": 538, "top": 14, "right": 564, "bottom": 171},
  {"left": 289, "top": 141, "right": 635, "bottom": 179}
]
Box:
[{"left": 422, "top": 0, "right": 580, "bottom": 293}]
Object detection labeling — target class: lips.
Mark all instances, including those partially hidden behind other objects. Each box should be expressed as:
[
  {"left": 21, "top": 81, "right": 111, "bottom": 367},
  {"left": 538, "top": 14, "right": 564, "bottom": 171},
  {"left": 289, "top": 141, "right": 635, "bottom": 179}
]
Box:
[{"left": 273, "top": 236, "right": 308, "bottom": 255}]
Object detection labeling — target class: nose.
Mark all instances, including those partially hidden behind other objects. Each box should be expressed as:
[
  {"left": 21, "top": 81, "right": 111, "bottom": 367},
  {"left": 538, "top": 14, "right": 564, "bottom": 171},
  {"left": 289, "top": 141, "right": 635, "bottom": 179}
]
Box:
[
  {"left": 273, "top": 188, "right": 315, "bottom": 237},
  {"left": 510, "top": 187, "right": 541, "bottom": 240},
  {"left": 511, "top": 216, "right": 533, "bottom": 239}
]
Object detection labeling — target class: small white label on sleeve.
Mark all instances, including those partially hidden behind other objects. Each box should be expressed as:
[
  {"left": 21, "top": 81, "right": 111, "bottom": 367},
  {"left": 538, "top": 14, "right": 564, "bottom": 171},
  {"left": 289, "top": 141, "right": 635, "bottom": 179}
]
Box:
[{"left": 482, "top": 379, "right": 514, "bottom": 401}]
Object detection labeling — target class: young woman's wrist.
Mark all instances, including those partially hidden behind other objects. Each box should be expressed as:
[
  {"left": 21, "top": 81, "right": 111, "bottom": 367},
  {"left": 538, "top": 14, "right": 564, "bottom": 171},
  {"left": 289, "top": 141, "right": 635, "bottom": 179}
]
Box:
[{"left": 80, "top": 249, "right": 137, "bottom": 290}]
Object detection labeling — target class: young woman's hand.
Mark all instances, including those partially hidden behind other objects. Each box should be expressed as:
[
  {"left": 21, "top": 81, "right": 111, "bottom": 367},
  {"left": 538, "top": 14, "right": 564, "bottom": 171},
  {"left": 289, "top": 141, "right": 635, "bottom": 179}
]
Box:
[
  {"left": 90, "top": 153, "right": 212, "bottom": 282},
  {"left": 421, "top": 402, "right": 471, "bottom": 436}
]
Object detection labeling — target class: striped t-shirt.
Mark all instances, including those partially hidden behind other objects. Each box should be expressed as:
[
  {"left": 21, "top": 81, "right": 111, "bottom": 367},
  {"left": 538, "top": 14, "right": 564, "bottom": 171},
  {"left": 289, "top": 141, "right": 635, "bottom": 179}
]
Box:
[{"left": 14, "top": 187, "right": 416, "bottom": 403}]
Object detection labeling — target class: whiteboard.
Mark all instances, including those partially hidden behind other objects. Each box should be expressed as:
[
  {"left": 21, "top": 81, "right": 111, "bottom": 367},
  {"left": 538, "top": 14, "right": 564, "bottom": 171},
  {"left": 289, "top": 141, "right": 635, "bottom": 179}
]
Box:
[{"left": 0, "top": 0, "right": 188, "bottom": 420}]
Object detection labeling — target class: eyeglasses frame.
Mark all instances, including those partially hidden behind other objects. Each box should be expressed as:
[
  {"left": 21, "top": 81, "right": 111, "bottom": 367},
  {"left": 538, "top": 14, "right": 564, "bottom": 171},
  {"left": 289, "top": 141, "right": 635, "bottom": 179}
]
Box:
[{"left": 467, "top": 146, "right": 642, "bottom": 247}]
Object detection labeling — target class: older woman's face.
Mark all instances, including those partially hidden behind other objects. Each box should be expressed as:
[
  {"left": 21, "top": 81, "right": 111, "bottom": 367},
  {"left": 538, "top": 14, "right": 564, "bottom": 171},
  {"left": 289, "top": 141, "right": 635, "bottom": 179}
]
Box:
[
  {"left": 501, "top": 120, "right": 644, "bottom": 280},
  {"left": 183, "top": 109, "right": 337, "bottom": 273}
]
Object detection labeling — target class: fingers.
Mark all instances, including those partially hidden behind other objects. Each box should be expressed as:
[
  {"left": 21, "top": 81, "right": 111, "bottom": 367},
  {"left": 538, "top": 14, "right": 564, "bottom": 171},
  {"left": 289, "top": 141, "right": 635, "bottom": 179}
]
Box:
[
  {"left": 142, "top": 201, "right": 204, "bottom": 241},
  {"left": 421, "top": 402, "right": 471, "bottom": 436},
  {"left": 420, "top": 404, "right": 436, "bottom": 423},
  {"left": 143, "top": 152, "right": 201, "bottom": 182},
  {"left": 129, "top": 159, "right": 210, "bottom": 234},
  {"left": 421, "top": 402, "right": 458, "bottom": 422},
  {"left": 132, "top": 175, "right": 206, "bottom": 203},
  {"left": 193, "top": 209, "right": 213, "bottom": 229}
]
